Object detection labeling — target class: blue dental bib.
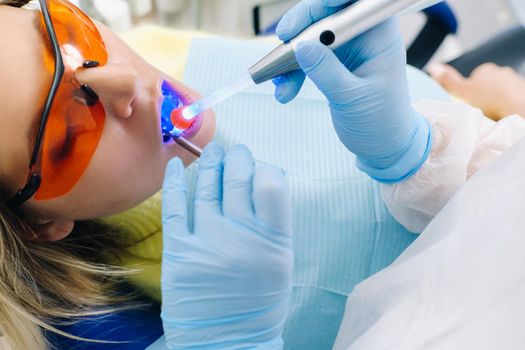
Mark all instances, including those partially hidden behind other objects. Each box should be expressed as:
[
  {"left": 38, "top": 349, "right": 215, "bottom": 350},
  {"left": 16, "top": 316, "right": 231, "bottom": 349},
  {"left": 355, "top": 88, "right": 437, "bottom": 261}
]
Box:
[{"left": 183, "top": 37, "right": 450, "bottom": 350}]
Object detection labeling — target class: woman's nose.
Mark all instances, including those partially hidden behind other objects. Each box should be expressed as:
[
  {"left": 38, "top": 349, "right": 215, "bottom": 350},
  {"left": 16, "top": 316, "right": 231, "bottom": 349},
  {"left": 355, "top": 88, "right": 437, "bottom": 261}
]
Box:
[{"left": 74, "top": 62, "right": 139, "bottom": 120}]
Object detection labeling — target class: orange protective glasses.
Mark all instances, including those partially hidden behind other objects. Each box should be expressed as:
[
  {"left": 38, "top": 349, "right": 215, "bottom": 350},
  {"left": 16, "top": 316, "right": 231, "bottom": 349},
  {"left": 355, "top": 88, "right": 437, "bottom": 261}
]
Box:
[{"left": 10, "top": 0, "right": 107, "bottom": 207}]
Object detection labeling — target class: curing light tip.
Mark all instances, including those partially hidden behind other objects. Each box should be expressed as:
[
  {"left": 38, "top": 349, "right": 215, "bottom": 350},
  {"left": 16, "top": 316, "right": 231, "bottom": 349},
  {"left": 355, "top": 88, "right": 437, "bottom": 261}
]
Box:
[{"left": 170, "top": 106, "right": 197, "bottom": 131}]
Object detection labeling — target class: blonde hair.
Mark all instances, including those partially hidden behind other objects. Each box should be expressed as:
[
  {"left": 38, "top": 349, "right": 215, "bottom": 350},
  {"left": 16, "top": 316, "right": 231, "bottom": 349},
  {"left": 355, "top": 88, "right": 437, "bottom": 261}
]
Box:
[
  {"left": 0, "top": 3, "right": 136, "bottom": 349},
  {"left": 0, "top": 211, "right": 135, "bottom": 350}
]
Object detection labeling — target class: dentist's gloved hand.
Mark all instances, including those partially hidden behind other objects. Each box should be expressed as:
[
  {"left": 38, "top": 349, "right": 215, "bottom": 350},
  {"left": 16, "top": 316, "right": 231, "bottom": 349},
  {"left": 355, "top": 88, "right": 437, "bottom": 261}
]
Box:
[
  {"left": 160, "top": 143, "right": 293, "bottom": 350},
  {"left": 273, "top": 0, "right": 432, "bottom": 183}
]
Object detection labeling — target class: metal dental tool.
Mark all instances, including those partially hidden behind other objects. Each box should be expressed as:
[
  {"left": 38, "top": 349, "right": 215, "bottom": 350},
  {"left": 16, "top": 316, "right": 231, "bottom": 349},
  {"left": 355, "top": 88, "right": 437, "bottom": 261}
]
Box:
[{"left": 174, "top": 136, "right": 203, "bottom": 157}]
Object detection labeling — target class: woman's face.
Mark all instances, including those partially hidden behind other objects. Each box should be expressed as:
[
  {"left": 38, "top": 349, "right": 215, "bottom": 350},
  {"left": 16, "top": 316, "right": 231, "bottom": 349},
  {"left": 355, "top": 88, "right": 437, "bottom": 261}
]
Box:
[{"left": 0, "top": 5, "right": 215, "bottom": 236}]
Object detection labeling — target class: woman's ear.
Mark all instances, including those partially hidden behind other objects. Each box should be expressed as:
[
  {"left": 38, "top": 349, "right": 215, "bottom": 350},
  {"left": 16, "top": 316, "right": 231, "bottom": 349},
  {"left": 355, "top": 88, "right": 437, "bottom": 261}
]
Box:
[{"left": 30, "top": 221, "right": 75, "bottom": 242}]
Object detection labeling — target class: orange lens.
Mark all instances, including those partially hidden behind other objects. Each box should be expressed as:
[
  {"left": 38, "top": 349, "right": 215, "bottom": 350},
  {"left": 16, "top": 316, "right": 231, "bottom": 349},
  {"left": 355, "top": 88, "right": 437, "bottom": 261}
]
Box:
[{"left": 36, "top": 0, "right": 108, "bottom": 200}]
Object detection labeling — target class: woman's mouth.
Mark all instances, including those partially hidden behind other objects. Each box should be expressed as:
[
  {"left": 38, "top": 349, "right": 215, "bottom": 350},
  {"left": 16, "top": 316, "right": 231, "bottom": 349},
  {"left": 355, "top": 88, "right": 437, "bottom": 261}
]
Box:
[{"left": 160, "top": 80, "right": 203, "bottom": 140}]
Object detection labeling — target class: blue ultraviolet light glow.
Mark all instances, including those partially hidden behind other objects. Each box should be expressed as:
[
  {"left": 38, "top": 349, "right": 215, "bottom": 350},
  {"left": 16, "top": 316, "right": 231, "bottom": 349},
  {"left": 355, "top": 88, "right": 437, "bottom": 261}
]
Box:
[{"left": 160, "top": 80, "right": 184, "bottom": 138}]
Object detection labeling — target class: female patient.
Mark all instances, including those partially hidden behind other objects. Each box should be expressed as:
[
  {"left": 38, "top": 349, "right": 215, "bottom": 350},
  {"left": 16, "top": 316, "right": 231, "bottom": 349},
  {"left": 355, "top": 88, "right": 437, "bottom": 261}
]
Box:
[
  {"left": 2, "top": 0, "right": 525, "bottom": 349},
  {"left": 0, "top": 0, "right": 215, "bottom": 348}
]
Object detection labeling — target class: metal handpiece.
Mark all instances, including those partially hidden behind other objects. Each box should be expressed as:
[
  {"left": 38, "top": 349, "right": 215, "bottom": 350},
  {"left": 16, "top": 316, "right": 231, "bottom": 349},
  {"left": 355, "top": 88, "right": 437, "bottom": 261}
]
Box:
[
  {"left": 174, "top": 136, "right": 203, "bottom": 157},
  {"left": 249, "top": 0, "right": 442, "bottom": 84}
]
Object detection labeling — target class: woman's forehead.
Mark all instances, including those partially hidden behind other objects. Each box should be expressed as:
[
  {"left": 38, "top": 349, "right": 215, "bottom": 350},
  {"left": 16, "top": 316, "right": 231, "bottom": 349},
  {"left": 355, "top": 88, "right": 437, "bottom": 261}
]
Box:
[
  {"left": 0, "top": 6, "right": 50, "bottom": 129},
  {"left": 0, "top": 6, "right": 46, "bottom": 64}
]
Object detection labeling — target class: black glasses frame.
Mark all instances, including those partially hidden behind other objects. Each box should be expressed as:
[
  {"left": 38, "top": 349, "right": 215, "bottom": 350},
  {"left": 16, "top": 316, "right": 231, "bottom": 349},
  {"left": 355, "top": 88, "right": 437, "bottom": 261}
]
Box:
[{"left": 8, "top": 0, "right": 65, "bottom": 208}]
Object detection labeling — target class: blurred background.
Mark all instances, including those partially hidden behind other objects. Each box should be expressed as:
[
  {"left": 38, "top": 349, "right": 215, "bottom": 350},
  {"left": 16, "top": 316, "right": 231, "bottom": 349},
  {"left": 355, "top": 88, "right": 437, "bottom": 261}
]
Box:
[{"left": 70, "top": 0, "right": 524, "bottom": 68}]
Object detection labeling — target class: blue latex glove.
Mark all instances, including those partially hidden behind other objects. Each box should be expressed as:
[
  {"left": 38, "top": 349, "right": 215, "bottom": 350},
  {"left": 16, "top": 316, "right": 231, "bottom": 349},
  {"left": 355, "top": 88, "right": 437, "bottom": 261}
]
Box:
[
  {"left": 273, "top": 0, "right": 432, "bottom": 183},
  {"left": 160, "top": 143, "right": 293, "bottom": 349}
]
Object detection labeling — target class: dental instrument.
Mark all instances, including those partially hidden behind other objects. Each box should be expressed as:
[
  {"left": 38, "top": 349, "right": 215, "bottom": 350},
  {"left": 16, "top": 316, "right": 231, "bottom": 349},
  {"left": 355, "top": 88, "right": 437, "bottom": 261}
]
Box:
[
  {"left": 170, "top": 73, "right": 254, "bottom": 127},
  {"left": 174, "top": 136, "right": 203, "bottom": 157},
  {"left": 168, "top": 0, "right": 442, "bottom": 131}
]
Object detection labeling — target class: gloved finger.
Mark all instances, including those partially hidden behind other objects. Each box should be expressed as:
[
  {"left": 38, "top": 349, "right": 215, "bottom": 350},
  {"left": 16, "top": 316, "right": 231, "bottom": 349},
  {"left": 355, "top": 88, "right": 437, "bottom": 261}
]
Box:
[
  {"left": 337, "top": 18, "right": 402, "bottom": 71},
  {"left": 350, "top": 32, "right": 405, "bottom": 79},
  {"left": 194, "top": 143, "right": 225, "bottom": 217},
  {"left": 295, "top": 40, "right": 359, "bottom": 106},
  {"left": 223, "top": 144, "right": 255, "bottom": 222},
  {"left": 253, "top": 165, "right": 292, "bottom": 236},
  {"left": 273, "top": 70, "right": 306, "bottom": 104},
  {"left": 161, "top": 160, "right": 189, "bottom": 323},
  {"left": 276, "top": 0, "right": 350, "bottom": 42},
  {"left": 162, "top": 158, "right": 190, "bottom": 242}
]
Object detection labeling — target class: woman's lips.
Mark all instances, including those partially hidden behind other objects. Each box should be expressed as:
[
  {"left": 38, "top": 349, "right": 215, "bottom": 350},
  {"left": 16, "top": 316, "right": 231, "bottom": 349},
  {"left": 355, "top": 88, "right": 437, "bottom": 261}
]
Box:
[
  {"left": 179, "top": 110, "right": 203, "bottom": 138},
  {"left": 160, "top": 79, "right": 204, "bottom": 139}
]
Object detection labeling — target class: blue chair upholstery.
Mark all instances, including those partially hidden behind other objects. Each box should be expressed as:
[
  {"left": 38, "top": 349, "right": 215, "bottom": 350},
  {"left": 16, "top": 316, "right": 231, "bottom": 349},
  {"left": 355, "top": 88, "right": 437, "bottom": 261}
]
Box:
[
  {"left": 47, "top": 291, "right": 163, "bottom": 350},
  {"left": 407, "top": 2, "right": 458, "bottom": 68}
]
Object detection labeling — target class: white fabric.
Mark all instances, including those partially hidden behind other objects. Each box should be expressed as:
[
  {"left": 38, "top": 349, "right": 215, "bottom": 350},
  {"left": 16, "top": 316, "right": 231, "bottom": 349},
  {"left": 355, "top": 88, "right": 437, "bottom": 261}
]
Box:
[
  {"left": 381, "top": 100, "right": 525, "bottom": 233},
  {"left": 334, "top": 102, "right": 525, "bottom": 349}
]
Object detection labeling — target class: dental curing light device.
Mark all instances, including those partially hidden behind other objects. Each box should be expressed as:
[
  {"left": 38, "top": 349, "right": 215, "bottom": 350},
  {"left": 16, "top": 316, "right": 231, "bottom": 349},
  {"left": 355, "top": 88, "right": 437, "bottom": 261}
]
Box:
[
  {"left": 170, "top": 0, "right": 442, "bottom": 130},
  {"left": 249, "top": 0, "right": 442, "bottom": 84},
  {"left": 160, "top": 81, "right": 203, "bottom": 157}
]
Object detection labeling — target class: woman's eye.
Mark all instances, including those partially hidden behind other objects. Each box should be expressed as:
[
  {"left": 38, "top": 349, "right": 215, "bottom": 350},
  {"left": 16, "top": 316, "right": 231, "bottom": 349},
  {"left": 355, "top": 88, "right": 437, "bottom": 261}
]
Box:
[
  {"left": 53, "top": 125, "right": 86, "bottom": 161},
  {"left": 51, "top": 128, "right": 74, "bottom": 161}
]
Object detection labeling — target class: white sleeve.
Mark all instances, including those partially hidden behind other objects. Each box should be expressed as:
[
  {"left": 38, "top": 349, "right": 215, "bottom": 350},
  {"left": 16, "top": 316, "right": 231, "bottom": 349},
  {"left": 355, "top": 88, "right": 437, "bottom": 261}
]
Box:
[
  {"left": 334, "top": 137, "right": 525, "bottom": 350},
  {"left": 381, "top": 100, "right": 525, "bottom": 233}
]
